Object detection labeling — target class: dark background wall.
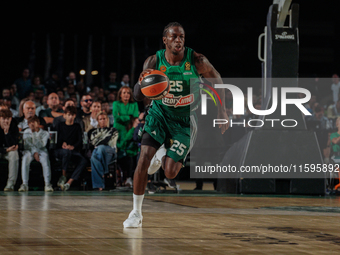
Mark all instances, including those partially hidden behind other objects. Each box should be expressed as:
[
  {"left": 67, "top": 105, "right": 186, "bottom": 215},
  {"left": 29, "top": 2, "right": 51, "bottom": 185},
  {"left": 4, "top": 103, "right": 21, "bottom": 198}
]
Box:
[{"left": 3, "top": 1, "right": 340, "bottom": 86}]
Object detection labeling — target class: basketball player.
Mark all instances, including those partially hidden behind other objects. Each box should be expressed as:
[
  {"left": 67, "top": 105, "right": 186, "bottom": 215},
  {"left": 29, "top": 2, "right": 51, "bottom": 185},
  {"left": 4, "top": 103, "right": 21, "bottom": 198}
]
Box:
[{"left": 123, "top": 22, "right": 229, "bottom": 228}]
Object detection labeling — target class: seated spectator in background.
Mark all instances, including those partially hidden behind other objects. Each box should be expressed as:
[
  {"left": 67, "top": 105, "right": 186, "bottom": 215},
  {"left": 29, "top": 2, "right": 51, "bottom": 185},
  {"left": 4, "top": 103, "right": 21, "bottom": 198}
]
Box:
[
  {"left": 17, "top": 101, "right": 47, "bottom": 131},
  {"left": 0, "top": 109, "right": 19, "bottom": 191},
  {"left": 92, "top": 86, "right": 100, "bottom": 100},
  {"left": 27, "top": 92, "right": 35, "bottom": 103},
  {"left": 120, "top": 74, "right": 130, "bottom": 87},
  {"left": 54, "top": 106, "right": 87, "bottom": 191},
  {"left": 35, "top": 95, "right": 48, "bottom": 117},
  {"left": 14, "top": 68, "right": 32, "bottom": 100},
  {"left": 44, "top": 72, "right": 60, "bottom": 94},
  {"left": 10, "top": 84, "right": 20, "bottom": 112},
  {"left": 64, "top": 83, "right": 80, "bottom": 103},
  {"left": 66, "top": 71, "right": 77, "bottom": 87},
  {"left": 113, "top": 86, "right": 139, "bottom": 152},
  {"left": 77, "top": 93, "right": 93, "bottom": 120},
  {"left": 39, "top": 93, "right": 63, "bottom": 125},
  {"left": 33, "top": 88, "right": 44, "bottom": 107},
  {"left": 32, "top": 76, "right": 46, "bottom": 95},
  {"left": 52, "top": 99, "right": 84, "bottom": 131},
  {"left": 101, "top": 101, "right": 114, "bottom": 126},
  {"left": 97, "top": 91, "right": 106, "bottom": 102},
  {"left": 327, "top": 99, "right": 340, "bottom": 119},
  {"left": 306, "top": 104, "right": 332, "bottom": 130},
  {"left": 330, "top": 117, "right": 340, "bottom": 162},
  {"left": 57, "top": 89, "right": 65, "bottom": 103},
  {"left": 83, "top": 101, "right": 107, "bottom": 132},
  {"left": 68, "top": 93, "right": 79, "bottom": 107},
  {"left": 104, "top": 72, "right": 121, "bottom": 94},
  {"left": 331, "top": 74, "right": 340, "bottom": 104},
  {"left": 107, "top": 93, "right": 116, "bottom": 110},
  {"left": 88, "top": 112, "right": 118, "bottom": 190},
  {"left": 3, "top": 97, "right": 18, "bottom": 118},
  {"left": 19, "top": 116, "right": 53, "bottom": 192},
  {"left": 304, "top": 95, "right": 317, "bottom": 115}
]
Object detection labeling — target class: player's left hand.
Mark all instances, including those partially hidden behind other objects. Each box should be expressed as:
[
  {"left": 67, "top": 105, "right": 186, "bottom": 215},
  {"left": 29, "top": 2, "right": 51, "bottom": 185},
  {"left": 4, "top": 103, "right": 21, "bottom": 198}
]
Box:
[{"left": 217, "top": 109, "right": 229, "bottom": 134}]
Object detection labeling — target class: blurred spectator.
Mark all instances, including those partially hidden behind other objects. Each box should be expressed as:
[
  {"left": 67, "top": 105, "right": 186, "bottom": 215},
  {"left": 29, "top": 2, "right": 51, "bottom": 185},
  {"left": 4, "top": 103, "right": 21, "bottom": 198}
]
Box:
[
  {"left": 44, "top": 72, "right": 60, "bottom": 94},
  {"left": 121, "top": 74, "right": 130, "bottom": 87},
  {"left": 57, "top": 89, "right": 65, "bottom": 103},
  {"left": 54, "top": 106, "right": 87, "bottom": 191},
  {"left": 331, "top": 74, "right": 340, "bottom": 104},
  {"left": 76, "top": 81, "right": 87, "bottom": 96},
  {"left": 119, "top": 116, "right": 140, "bottom": 187},
  {"left": 13, "top": 68, "right": 32, "bottom": 100},
  {"left": 77, "top": 93, "right": 93, "bottom": 120},
  {"left": 66, "top": 71, "right": 77, "bottom": 87},
  {"left": 39, "top": 93, "right": 64, "bottom": 125},
  {"left": 97, "top": 91, "right": 106, "bottom": 102},
  {"left": 107, "top": 92, "right": 116, "bottom": 110},
  {"left": 33, "top": 88, "right": 44, "bottom": 107},
  {"left": 306, "top": 104, "right": 332, "bottom": 130},
  {"left": 113, "top": 86, "right": 139, "bottom": 186},
  {"left": 19, "top": 116, "right": 53, "bottom": 192},
  {"left": 330, "top": 117, "right": 340, "bottom": 160},
  {"left": 64, "top": 83, "right": 80, "bottom": 103},
  {"left": 3, "top": 97, "right": 18, "bottom": 118},
  {"left": 52, "top": 99, "right": 84, "bottom": 131},
  {"left": 104, "top": 71, "right": 121, "bottom": 94},
  {"left": 304, "top": 95, "right": 317, "bottom": 114},
  {"left": 83, "top": 100, "right": 105, "bottom": 132},
  {"left": 36, "top": 95, "right": 48, "bottom": 117},
  {"left": 0, "top": 109, "right": 19, "bottom": 191},
  {"left": 10, "top": 85, "right": 20, "bottom": 112},
  {"left": 101, "top": 101, "right": 114, "bottom": 126},
  {"left": 32, "top": 76, "right": 46, "bottom": 95},
  {"left": 18, "top": 98, "right": 30, "bottom": 118},
  {"left": 27, "top": 92, "right": 35, "bottom": 102},
  {"left": 327, "top": 99, "right": 340, "bottom": 119},
  {"left": 92, "top": 86, "right": 100, "bottom": 100},
  {"left": 88, "top": 111, "right": 118, "bottom": 190},
  {"left": 17, "top": 101, "right": 46, "bottom": 131}
]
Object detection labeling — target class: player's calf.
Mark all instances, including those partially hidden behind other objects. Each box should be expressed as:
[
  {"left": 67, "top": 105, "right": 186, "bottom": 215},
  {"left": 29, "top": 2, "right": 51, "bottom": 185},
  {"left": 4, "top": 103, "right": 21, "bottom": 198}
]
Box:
[{"left": 163, "top": 156, "right": 183, "bottom": 179}]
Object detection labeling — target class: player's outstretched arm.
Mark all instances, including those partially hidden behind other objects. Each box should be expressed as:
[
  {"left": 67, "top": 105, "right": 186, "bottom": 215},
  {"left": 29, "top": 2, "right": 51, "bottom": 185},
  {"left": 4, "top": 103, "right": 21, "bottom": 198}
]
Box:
[
  {"left": 133, "top": 55, "right": 157, "bottom": 101},
  {"left": 194, "top": 52, "right": 229, "bottom": 134}
]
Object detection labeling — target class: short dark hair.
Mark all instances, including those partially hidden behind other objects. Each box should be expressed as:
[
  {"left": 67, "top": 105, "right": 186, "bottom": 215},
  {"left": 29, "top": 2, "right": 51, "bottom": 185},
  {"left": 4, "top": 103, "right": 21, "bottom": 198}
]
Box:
[
  {"left": 163, "top": 22, "right": 184, "bottom": 37},
  {"left": 27, "top": 115, "right": 40, "bottom": 125},
  {"left": 64, "top": 106, "right": 77, "bottom": 116},
  {"left": 0, "top": 109, "right": 12, "bottom": 118},
  {"left": 63, "top": 98, "right": 75, "bottom": 106}
]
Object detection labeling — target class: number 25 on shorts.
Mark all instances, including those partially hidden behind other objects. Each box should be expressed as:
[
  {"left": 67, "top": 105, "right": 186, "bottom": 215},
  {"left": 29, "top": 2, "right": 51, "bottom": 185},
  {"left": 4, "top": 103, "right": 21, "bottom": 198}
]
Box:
[{"left": 170, "top": 140, "right": 187, "bottom": 156}]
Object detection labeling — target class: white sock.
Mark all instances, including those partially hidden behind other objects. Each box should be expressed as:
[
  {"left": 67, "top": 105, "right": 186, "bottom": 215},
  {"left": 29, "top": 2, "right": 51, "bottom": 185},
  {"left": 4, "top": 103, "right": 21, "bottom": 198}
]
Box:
[{"left": 133, "top": 194, "right": 144, "bottom": 214}]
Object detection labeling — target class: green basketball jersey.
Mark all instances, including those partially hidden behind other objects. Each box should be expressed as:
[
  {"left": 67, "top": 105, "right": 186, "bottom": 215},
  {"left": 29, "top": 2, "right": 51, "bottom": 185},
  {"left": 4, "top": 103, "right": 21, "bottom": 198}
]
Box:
[{"left": 155, "top": 47, "right": 201, "bottom": 117}]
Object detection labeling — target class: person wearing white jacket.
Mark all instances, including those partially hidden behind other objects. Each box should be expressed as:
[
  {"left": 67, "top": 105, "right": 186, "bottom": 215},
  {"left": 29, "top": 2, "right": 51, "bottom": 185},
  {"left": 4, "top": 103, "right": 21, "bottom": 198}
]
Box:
[{"left": 18, "top": 116, "right": 53, "bottom": 192}]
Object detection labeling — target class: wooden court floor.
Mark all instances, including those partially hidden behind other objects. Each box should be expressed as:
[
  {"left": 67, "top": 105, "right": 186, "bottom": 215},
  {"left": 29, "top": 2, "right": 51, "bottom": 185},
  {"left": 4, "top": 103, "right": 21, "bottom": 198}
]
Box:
[{"left": 0, "top": 189, "right": 340, "bottom": 254}]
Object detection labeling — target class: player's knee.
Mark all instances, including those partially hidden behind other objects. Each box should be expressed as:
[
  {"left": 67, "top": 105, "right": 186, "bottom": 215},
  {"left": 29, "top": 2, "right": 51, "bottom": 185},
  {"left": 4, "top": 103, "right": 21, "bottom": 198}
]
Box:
[{"left": 164, "top": 169, "right": 177, "bottom": 179}]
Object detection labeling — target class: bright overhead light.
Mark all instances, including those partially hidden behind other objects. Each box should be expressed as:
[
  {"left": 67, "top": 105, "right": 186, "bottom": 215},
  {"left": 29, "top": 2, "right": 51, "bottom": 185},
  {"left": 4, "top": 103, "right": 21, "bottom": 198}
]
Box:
[
  {"left": 79, "top": 69, "right": 86, "bottom": 75},
  {"left": 91, "top": 70, "right": 98, "bottom": 75}
]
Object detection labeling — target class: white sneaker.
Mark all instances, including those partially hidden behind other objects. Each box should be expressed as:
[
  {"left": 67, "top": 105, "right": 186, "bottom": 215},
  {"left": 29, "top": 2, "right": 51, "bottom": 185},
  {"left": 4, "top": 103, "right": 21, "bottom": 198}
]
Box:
[
  {"left": 125, "top": 177, "right": 133, "bottom": 187},
  {"left": 44, "top": 184, "right": 54, "bottom": 192},
  {"left": 4, "top": 184, "right": 14, "bottom": 192},
  {"left": 147, "top": 145, "right": 166, "bottom": 175},
  {"left": 123, "top": 210, "right": 143, "bottom": 228},
  {"left": 18, "top": 184, "right": 29, "bottom": 192}
]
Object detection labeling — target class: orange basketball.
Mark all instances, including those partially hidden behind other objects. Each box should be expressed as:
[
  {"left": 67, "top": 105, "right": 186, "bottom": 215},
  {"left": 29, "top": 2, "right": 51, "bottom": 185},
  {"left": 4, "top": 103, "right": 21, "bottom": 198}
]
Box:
[{"left": 140, "top": 70, "right": 170, "bottom": 100}]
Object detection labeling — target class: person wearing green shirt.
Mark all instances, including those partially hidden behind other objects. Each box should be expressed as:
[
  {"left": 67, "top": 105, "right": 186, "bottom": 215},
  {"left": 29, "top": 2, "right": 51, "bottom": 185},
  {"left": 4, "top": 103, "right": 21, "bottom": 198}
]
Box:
[
  {"left": 112, "top": 86, "right": 141, "bottom": 186},
  {"left": 330, "top": 117, "right": 340, "bottom": 160}
]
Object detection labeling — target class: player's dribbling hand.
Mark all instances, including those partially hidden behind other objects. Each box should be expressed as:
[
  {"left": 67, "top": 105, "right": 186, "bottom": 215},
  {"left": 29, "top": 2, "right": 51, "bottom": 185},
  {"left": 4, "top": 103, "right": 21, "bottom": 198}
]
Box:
[{"left": 138, "top": 69, "right": 155, "bottom": 85}]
